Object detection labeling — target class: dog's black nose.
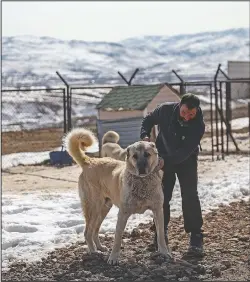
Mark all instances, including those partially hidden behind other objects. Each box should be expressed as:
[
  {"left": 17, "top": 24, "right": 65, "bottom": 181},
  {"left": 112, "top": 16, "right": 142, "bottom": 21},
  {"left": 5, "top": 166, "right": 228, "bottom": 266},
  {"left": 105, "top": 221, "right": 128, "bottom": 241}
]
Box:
[{"left": 138, "top": 168, "right": 146, "bottom": 175}]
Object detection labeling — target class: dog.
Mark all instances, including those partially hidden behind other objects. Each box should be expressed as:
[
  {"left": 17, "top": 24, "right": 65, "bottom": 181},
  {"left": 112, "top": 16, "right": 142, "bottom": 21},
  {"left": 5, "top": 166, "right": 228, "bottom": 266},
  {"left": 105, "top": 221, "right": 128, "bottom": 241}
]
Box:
[
  {"left": 101, "top": 130, "right": 126, "bottom": 161},
  {"left": 64, "top": 128, "right": 171, "bottom": 265}
]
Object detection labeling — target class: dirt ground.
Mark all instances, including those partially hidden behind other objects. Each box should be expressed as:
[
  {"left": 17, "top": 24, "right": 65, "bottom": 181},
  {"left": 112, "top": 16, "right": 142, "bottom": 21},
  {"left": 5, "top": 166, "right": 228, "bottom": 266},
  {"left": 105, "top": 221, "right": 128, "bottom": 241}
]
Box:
[
  {"left": 2, "top": 155, "right": 242, "bottom": 194},
  {"left": 2, "top": 201, "right": 249, "bottom": 281},
  {"left": 1, "top": 154, "right": 246, "bottom": 195},
  {"left": 2, "top": 155, "right": 250, "bottom": 281},
  {"left": 2, "top": 124, "right": 97, "bottom": 155}
]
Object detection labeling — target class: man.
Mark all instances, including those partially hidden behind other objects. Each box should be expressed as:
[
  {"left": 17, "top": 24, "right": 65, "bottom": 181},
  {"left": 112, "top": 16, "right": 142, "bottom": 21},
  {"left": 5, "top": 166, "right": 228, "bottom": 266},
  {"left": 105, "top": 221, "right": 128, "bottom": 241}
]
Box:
[{"left": 140, "top": 93, "right": 205, "bottom": 254}]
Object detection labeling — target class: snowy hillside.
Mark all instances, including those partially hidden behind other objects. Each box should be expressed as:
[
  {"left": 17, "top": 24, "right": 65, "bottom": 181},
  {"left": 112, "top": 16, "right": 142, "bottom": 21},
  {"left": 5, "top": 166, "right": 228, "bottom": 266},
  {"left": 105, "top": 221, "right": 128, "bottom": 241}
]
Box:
[
  {"left": 2, "top": 28, "right": 249, "bottom": 132},
  {"left": 2, "top": 28, "right": 249, "bottom": 87}
]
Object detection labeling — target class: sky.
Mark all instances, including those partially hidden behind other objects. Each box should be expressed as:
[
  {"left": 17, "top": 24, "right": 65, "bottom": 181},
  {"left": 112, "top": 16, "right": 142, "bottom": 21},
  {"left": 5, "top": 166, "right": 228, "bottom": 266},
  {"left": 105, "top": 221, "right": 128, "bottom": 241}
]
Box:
[{"left": 2, "top": 1, "right": 250, "bottom": 42}]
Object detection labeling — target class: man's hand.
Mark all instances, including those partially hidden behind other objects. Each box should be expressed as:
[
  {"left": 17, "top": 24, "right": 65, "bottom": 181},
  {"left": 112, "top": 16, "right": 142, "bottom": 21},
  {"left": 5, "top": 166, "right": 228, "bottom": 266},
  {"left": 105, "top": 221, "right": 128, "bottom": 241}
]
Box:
[{"left": 143, "top": 136, "right": 150, "bottom": 142}]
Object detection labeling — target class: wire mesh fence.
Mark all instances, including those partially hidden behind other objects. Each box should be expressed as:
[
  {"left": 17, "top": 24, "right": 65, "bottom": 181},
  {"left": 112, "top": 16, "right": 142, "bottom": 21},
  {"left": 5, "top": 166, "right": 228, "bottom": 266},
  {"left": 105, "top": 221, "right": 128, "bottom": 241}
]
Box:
[
  {"left": 2, "top": 88, "right": 66, "bottom": 155},
  {"left": 2, "top": 66, "right": 249, "bottom": 171}
]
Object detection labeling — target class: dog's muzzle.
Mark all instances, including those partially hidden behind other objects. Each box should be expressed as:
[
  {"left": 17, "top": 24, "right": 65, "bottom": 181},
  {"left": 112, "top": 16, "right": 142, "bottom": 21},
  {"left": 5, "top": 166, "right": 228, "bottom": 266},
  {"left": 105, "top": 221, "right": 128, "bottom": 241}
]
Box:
[{"left": 138, "top": 167, "right": 146, "bottom": 175}]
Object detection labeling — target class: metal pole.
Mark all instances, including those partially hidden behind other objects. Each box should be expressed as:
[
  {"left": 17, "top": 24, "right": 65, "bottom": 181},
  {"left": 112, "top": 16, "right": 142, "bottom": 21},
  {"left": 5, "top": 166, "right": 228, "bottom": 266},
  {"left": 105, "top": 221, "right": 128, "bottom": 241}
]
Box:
[
  {"left": 172, "top": 69, "right": 185, "bottom": 95},
  {"left": 213, "top": 66, "right": 240, "bottom": 153},
  {"left": 248, "top": 102, "right": 250, "bottom": 139},
  {"left": 56, "top": 71, "right": 70, "bottom": 133},
  {"left": 214, "top": 81, "right": 220, "bottom": 157},
  {"left": 66, "top": 85, "right": 70, "bottom": 132},
  {"left": 214, "top": 64, "right": 221, "bottom": 159},
  {"left": 128, "top": 68, "right": 139, "bottom": 85},
  {"left": 210, "top": 83, "right": 214, "bottom": 161},
  {"left": 219, "top": 68, "right": 230, "bottom": 80},
  {"left": 69, "top": 87, "right": 72, "bottom": 130},
  {"left": 219, "top": 81, "right": 225, "bottom": 160},
  {"left": 218, "top": 65, "right": 231, "bottom": 155},
  {"left": 225, "top": 82, "right": 232, "bottom": 154},
  {"left": 117, "top": 71, "right": 130, "bottom": 85},
  {"left": 63, "top": 88, "right": 67, "bottom": 134},
  {"left": 172, "top": 69, "right": 184, "bottom": 82}
]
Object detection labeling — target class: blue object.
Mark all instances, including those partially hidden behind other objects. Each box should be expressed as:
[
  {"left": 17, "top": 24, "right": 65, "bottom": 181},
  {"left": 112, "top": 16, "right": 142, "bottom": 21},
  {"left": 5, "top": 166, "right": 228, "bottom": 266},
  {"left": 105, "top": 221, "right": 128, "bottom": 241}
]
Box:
[{"left": 49, "top": 146, "right": 73, "bottom": 166}]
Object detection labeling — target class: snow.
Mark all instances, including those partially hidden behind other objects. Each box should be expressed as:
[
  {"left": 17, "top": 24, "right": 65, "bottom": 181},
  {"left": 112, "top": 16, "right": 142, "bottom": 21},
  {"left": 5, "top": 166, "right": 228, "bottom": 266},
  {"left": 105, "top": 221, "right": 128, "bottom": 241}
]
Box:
[
  {"left": 2, "top": 28, "right": 249, "bottom": 88},
  {"left": 1, "top": 191, "right": 154, "bottom": 270},
  {"left": 207, "top": 117, "right": 249, "bottom": 131},
  {"left": 2, "top": 142, "right": 99, "bottom": 170},
  {"left": 2, "top": 87, "right": 249, "bottom": 132},
  {"left": 1, "top": 88, "right": 109, "bottom": 132},
  {"left": 2, "top": 152, "right": 250, "bottom": 270},
  {"left": 2, "top": 150, "right": 56, "bottom": 170},
  {"left": 231, "top": 117, "right": 249, "bottom": 130}
]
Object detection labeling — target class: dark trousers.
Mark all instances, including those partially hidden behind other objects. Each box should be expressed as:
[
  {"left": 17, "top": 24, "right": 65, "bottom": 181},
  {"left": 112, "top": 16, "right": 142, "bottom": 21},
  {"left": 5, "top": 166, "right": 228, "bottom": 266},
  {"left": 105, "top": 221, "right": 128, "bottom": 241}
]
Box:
[{"left": 158, "top": 155, "right": 203, "bottom": 234}]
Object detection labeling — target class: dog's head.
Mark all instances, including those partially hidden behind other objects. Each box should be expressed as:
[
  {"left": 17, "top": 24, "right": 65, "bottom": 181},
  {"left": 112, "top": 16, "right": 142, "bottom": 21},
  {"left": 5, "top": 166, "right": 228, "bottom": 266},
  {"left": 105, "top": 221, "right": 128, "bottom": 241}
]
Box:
[{"left": 126, "top": 141, "right": 159, "bottom": 177}]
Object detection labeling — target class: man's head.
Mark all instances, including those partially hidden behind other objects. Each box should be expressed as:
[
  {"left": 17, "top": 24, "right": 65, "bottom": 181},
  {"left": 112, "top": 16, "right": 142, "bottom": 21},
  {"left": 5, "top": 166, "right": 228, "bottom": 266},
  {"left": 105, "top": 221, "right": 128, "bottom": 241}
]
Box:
[{"left": 179, "top": 93, "right": 200, "bottom": 122}]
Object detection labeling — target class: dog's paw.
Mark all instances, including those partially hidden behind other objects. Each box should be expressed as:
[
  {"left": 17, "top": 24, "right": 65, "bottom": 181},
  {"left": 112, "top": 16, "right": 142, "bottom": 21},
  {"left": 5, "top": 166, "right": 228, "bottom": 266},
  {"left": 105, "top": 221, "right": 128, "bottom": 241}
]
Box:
[
  {"left": 107, "top": 253, "right": 119, "bottom": 265},
  {"left": 87, "top": 248, "right": 98, "bottom": 254},
  {"left": 97, "top": 245, "right": 108, "bottom": 252},
  {"left": 158, "top": 247, "right": 173, "bottom": 260}
]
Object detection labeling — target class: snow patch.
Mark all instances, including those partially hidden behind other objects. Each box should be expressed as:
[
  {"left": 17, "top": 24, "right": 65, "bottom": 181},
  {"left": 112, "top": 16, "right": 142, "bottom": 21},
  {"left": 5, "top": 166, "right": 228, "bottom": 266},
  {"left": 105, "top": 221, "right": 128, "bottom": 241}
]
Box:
[{"left": 2, "top": 156, "right": 249, "bottom": 270}]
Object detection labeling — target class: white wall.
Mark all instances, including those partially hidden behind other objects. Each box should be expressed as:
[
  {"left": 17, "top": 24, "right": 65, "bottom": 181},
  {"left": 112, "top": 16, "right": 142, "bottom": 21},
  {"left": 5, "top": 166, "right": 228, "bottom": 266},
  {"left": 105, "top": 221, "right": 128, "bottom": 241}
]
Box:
[{"left": 228, "top": 61, "right": 250, "bottom": 99}]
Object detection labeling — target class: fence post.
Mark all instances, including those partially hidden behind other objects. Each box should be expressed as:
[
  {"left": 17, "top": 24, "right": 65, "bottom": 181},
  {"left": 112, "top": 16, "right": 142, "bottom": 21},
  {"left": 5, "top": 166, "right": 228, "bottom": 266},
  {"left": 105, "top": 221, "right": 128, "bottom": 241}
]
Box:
[
  {"left": 63, "top": 88, "right": 67, "bottom": 134},
  {"left": 172, "top": 69, "right": 185, "bottom": 95},
  {"left": 56, "top": 71, "right": 71, "bottom": 132},
  {"left": 248, "top": 102, "right": 250, "bottom": 138},
  {"left": 225, "top": 82, "right": 232, "bottom": 154},
  {"left": 209, "top": 84, "right": 214, "bottom": 161},
  {"left": 118, "top": 68, "right": 139, "bottom": 86},
  {"left": 214, "top": 64, "right": 221, "bottom": 159}
]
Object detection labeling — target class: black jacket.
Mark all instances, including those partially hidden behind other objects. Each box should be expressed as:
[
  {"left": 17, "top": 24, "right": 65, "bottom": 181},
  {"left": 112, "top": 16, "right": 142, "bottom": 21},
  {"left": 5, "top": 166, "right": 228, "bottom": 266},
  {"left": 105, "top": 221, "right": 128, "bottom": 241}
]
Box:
[{"left": 140, "top": 102, "right": 205, "bottom": 164}]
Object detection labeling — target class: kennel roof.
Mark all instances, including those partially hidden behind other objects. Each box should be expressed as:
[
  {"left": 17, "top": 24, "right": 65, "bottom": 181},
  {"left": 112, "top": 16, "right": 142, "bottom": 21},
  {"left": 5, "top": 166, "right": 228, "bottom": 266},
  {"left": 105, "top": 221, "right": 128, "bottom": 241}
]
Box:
[{"left": 96, "top": 83, "right": 178, "bottom": 111}]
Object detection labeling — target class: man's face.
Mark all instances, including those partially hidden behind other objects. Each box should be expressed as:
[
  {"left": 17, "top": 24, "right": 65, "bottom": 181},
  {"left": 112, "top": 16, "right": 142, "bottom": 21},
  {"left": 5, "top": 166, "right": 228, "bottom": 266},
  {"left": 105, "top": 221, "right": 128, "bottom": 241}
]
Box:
[{"left": 179, "top": 104, "right": 197, "bottom": 122}]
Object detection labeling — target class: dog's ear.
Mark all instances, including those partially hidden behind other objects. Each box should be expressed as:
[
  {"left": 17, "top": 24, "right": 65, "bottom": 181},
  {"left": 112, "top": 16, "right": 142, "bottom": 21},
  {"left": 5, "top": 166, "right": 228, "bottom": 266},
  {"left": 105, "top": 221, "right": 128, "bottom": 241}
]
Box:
[
  {"left": 149, "top": 142, "right": 158, "bottom": 154},
  {"left": 149, "top": 142, "right": 155, "bottom": 148}
]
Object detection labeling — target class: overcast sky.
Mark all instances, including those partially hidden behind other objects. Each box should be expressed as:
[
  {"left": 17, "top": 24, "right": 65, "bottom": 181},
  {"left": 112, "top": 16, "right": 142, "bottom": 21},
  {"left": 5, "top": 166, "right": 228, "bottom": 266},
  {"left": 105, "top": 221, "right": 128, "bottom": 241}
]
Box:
[{"left": 2, "top": 1, "right": 249, "bottom": 42}]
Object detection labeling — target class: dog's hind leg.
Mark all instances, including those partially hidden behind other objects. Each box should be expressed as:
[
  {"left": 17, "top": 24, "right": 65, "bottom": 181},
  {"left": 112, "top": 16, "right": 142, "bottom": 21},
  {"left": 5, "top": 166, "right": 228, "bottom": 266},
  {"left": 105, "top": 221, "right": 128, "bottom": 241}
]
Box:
[
  {"left": 81, "top": 199, "right": 98, "bottom": 253},
  {"left": 93, "top": 198, "right": 112, "bottom": 252}
]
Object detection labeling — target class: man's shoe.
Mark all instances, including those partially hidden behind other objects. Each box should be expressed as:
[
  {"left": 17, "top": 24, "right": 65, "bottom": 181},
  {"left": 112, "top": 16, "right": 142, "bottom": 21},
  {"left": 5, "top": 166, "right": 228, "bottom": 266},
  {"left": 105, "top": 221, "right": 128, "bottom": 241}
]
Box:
[{"left": 188, "top": 232, "right": 204, "bottom": 255}]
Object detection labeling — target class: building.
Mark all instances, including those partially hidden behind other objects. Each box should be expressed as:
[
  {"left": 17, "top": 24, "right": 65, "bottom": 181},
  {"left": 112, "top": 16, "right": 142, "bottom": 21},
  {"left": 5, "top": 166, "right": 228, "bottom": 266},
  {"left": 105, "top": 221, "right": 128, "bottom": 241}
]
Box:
[
  {"left": 228, "top": 61, "right": 250, "bottom": 99},
  {"left": 96, "top": 83, "right": 180, "bottom": 148}
]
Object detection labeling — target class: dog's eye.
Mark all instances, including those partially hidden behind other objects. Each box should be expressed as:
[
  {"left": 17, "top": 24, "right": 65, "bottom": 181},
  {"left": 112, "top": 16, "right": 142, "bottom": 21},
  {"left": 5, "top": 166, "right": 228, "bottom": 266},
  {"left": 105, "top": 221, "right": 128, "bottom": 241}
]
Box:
[
  {"left": 144, "top": 152, "right": 151, "bottom": 158},
  {"left": 133, "top": 154, "right": 138, "bottom": 159}
]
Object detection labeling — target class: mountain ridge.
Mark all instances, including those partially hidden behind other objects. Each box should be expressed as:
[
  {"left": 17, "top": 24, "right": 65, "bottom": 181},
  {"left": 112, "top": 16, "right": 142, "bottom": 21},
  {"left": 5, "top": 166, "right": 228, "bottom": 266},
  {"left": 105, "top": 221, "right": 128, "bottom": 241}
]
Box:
[{"left": 2, "top": 27, "right": 249, "bottom": 88}]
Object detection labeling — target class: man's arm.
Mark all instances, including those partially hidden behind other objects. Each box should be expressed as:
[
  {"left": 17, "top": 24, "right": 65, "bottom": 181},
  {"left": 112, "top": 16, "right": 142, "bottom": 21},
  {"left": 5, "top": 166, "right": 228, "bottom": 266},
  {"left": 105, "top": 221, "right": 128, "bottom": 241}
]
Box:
[
  {"left": 170, "top": 122, "right": 205, "bottom": 164},
  {"left": 140, "top": 104, "right": 162, "bottom": 140}
]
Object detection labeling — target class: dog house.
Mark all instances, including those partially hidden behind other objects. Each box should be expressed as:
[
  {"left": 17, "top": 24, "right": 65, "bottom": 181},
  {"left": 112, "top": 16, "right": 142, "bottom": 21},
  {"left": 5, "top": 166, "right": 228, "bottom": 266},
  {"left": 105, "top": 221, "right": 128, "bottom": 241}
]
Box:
[{"left": 96, "top": 83, "right": 180, "bottom": 148}]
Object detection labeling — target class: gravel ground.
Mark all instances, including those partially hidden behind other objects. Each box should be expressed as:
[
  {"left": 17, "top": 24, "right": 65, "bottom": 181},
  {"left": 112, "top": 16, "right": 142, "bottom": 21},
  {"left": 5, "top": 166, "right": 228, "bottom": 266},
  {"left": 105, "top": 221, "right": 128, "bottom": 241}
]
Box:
[{"left": 2, "top": 200, "right": 249, "bottom": 281}]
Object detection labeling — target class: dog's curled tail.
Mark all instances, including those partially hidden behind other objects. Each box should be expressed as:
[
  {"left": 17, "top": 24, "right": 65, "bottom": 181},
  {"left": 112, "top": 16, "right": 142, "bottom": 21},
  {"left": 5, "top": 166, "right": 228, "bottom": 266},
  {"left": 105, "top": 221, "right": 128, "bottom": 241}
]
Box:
[
  {"left": 102, "top": 130, "right": 120, "bottom": 145},
  {"left": 64, "top": 128, "right": 97, "bottom": 167}
]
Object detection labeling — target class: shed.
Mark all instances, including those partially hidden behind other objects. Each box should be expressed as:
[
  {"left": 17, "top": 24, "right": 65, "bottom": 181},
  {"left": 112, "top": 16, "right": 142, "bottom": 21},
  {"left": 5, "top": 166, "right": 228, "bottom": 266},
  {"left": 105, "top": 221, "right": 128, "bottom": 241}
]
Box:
[
  {"left": 96, "top": 83, "right": 180, "bottom": 148},
  {"left": 228, "top": 61, "right": 250, "bottom": 99}
]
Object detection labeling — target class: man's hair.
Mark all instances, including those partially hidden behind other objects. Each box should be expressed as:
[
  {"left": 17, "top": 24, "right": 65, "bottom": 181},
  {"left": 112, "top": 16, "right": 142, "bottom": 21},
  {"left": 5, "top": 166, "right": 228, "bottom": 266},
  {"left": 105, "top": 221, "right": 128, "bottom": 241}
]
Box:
[{"left": 180, "top": 93, "right": 200, "bottom": 109}]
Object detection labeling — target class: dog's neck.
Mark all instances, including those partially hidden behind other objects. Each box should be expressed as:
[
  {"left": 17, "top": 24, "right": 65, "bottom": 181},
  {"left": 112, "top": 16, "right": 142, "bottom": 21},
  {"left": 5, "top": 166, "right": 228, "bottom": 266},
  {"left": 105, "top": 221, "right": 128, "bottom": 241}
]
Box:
[{"left": 124, "top": 169, "right": 160, "bottom": 200}]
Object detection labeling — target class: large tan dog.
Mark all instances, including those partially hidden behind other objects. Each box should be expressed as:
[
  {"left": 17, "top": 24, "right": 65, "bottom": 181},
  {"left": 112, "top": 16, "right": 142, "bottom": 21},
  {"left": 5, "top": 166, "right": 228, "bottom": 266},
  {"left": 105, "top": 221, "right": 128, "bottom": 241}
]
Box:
[
  {"left": 101, "top": 131, "right": 126, "bottom": 161},
  {"left": 64, "top": 128, "right": 171, "bottom": 265}
]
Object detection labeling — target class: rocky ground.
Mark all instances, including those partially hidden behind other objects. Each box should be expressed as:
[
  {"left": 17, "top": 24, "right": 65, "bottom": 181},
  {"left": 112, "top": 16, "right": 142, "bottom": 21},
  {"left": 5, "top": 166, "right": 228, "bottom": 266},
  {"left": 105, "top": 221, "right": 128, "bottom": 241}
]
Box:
[{"left": 2, "top": 200, "right": 249, "bottom": 281}]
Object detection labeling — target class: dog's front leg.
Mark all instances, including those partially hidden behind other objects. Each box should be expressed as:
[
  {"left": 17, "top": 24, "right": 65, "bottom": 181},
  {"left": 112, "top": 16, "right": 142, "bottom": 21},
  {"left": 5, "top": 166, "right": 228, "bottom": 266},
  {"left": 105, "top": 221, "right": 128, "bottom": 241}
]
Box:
[
  {"left": 153, "top": 207, "right": 172, "bottom": 259},
  {"left": 108, "top": 209, "right": 130, "bottom": 265}
]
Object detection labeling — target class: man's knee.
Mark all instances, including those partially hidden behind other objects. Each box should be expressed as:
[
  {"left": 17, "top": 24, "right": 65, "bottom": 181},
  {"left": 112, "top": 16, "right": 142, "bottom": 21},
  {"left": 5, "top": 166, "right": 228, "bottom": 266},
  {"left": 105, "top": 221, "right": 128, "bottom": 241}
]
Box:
[
  {"left": 162, "top": 183, "right": 175, "bottom": 204},
  {"left": 162, "top": 172, "right": 176, "bottom": 198}
]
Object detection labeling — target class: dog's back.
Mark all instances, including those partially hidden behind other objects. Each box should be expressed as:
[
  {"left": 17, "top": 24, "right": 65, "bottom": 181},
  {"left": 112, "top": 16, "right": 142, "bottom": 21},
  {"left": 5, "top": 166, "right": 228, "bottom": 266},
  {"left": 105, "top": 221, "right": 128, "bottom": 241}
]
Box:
[
  {"left": 101, "top": 131, "right": 126, "bottom": 161},
  {"left": 102, "top": 131, "right": 120, "bottom": 145}
]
